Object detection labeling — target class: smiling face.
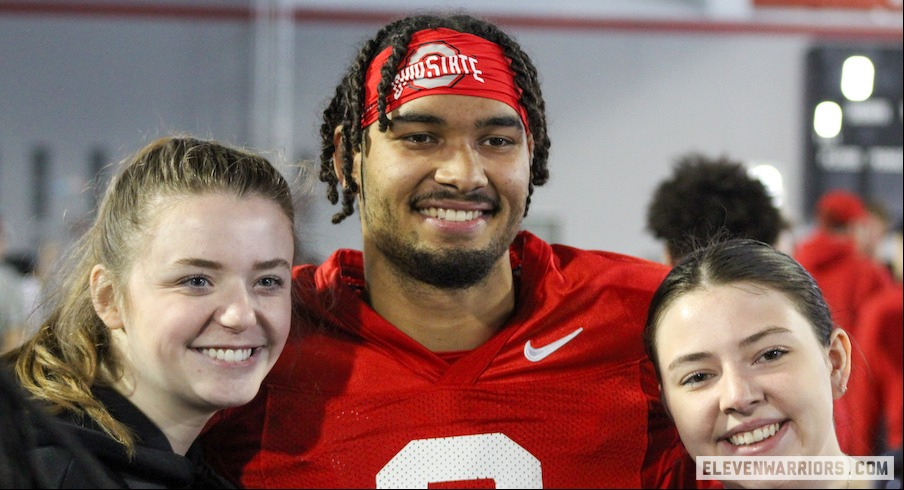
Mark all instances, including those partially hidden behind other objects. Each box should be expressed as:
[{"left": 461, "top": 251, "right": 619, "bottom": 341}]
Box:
[
  {"left": 653, "top": 283, "right": 849, "bottom": 469},
  {"left": 94, "top": 192, "right": 294, "bottom": 419},
  {"left": 347, "top": 94, "right": 532, "bottom": 289}
]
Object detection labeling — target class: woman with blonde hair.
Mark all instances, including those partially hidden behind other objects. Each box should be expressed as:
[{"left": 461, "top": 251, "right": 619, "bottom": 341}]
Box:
[{"left": 4, "top": 135, "right": 297, "bottom": 487}]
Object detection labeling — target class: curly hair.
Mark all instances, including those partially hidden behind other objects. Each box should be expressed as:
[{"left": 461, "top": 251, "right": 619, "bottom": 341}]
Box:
[
  {"left": 319, "top": 12, "right": 550, "bottom": 224},
  {"left": 646, "top": 153, "right": 784, "bottom": 262}
]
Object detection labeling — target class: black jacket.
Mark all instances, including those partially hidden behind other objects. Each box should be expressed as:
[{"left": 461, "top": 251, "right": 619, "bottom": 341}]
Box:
[{"left": 26, "top": 386, "right": 235, "bottom": 489}]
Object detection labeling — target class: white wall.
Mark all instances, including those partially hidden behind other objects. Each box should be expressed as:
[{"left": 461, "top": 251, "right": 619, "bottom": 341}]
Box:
[
  {"left": 1, "top": 1, "right": 900, "bottom": 265},
  {"left": 0, "top": 11, "right": 253, "bottom": 255}
]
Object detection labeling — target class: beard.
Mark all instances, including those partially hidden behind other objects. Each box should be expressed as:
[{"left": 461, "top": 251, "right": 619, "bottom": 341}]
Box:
[
  {"left": 362, "top": 183, "right": 526, "bottom": 290},
  {"left": 375, "top": 234, "right": 510, "bottom": 289},
  {"left": 368, "top": 201, "right": 522, "bottom": 290}
]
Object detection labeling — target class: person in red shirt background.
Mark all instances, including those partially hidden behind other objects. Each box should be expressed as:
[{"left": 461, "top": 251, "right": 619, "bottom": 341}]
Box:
[
  {"left": 794, "top": 189, "right": 895, "bottom": 457},
  {"left": 857, "top": 218, "right": 903, "bottom": 466}
]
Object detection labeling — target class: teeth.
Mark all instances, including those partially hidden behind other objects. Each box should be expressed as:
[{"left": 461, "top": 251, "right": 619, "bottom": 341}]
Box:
[
  {"left": 199, "top": 348, "right": 253, "bottom": 362},
  {"left": 729, "top": 423, "right": 780, "bottom": 446},
  {"left": 420, "top": 208, "right": 482, "bottom": 222}
]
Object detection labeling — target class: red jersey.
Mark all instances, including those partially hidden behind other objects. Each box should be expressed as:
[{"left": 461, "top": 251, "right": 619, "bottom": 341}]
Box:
[{"left": 202, "top": 231, "right": 696, "bottom": 488}]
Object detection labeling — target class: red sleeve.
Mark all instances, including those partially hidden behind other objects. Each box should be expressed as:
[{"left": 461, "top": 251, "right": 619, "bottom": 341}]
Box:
[{"left": 638, "top": 357, "right": 703, "bottom": 489}]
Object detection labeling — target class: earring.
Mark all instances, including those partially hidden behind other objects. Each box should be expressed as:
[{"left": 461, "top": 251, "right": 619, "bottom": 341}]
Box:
[{"left": 840, "top": 384, "right": 848, "bottom": 394}]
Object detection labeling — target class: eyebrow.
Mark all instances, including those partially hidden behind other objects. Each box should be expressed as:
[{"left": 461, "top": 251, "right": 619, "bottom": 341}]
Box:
[
  {"left": 667, "top": 352, "right": 712, "bottom": 372},
  {"left": 390, "top": 112, "right": 523, "bottom": 131},
  {"left": 476, "top": 115, "right": 523, "bottom": 130},
  {"left": 175, "top": 258, "right": 291, "bottom": 271},
  {"left": 390, "top": 113, "right": 443, "bottom": 125},
  {"left": 739, "top": 326, "right": 792, "bottom": 347},
  {"left": 665, "top": 326, "right": 793, "bottom": 372}
]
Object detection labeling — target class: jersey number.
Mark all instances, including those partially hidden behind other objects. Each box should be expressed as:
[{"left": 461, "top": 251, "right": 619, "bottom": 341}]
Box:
[{"left": 376, "top": 433, "right": 542, "bottom": 488}]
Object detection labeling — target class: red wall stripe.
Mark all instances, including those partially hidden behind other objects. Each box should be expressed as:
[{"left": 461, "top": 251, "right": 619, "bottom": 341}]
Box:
[
  {"left": 0, "top": 1, "right": 900, "bottom": 40},
  {"left": 754, "top": 0, "right": 902, "bottom": 9}
]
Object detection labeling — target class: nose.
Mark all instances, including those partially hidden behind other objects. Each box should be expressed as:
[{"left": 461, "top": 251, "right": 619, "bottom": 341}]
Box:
[
  {"left": 217, "top": 282, "right": 257, "bottom": 332},
  {"left": 719, "top": 368, "right": 763, "bottom": 415},
  {"left": 434, "top": 142, "right": 488, "bottom": 192}
]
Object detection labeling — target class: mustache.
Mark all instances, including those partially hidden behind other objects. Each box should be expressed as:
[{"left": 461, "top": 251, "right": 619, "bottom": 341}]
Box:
[{"left": 410, "top": 190, "right": 498, "bottom": 209}]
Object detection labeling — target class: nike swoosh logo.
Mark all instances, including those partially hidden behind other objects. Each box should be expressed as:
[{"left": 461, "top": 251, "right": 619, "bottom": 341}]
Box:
[{"left": 523, "top": 327, "right": 584, "bottom": 362}]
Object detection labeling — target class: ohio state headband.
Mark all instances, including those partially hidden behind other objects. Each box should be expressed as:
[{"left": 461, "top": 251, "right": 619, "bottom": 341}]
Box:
[{"left": 361, "top": 28, "right": 529, "bottom": 132}]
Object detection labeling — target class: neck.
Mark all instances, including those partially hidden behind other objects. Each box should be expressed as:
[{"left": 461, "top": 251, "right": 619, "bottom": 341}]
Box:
[
  {"left": 114, "top": 379, "right": 212, "bottom": 456},
  {"left": 153, "top": 412, "right": 211, "bottom": 456},
  {"left": 365, "top": 252, "right": 516, "bottom": 352}
]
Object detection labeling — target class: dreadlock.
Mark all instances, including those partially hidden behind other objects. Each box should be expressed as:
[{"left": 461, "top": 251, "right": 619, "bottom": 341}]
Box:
[{"left": 319, "top": 13, "right": 551, "bottom": 224}]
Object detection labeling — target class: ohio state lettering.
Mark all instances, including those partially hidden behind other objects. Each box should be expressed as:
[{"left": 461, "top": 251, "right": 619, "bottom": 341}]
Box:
[
  {"left": 393, "top": 41, "right": 484, "bottom": 99},
  {"left": 360, "top": 28, "right": 527, "bottom": 130}
]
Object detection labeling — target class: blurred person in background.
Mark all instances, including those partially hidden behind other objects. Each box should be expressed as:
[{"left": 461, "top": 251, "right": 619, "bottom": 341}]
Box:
[
  {"left": 856, "top": 218, "right": 903, "bottom": 477},
  {"left": 646, "top": 152, "right": 786, "bottom": 266},
  {"left": 794, "top": 189, "right": 896, "bottom": 457},
  {"left": 19, "top": 240, "right": 64, "bottom": 336},
  {"left": 0, "top": 215, "right": 28, "bottom": 352},
  {"left": 857, "top": 198, "right": 894, "bottom": 274}
]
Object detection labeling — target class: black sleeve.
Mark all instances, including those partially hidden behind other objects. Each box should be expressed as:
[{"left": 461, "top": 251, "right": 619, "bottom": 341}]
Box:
[{"left": 1, "top": 367, "right": 122, "bottom": 489}]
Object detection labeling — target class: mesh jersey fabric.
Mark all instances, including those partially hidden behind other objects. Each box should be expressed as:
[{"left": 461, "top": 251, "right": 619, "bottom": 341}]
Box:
[{"left": 202, "top": 231, "right": 696, "bottom": 488}]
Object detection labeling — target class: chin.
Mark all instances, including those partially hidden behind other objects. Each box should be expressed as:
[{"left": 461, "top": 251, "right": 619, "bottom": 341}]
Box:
[{"left": 205, "top": 392, "right": 257, "bottom": 410}]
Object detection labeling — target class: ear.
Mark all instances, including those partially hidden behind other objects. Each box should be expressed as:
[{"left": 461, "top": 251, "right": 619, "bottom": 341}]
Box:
[
  {"left": 827, "top": 328, "right": 852, "bottom": 399},
  {"left": 90, "top": 264, "right": 124, "bottom": 330}
]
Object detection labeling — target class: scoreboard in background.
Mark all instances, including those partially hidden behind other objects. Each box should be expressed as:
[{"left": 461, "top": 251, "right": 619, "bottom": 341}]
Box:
[{"left": 804, "top": 44, "right": 903, "bottom": 224}]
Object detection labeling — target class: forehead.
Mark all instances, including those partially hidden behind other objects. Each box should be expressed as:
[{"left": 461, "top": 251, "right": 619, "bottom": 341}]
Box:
[
  {"left": 141, "top": 193, "right": 289, "bottom": 245},
  {"left": 655, "top": 284, "right": 813, "bottom": 353},
  {"left": 393, "top": 93, "right": 520, "bottom": 118}
]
